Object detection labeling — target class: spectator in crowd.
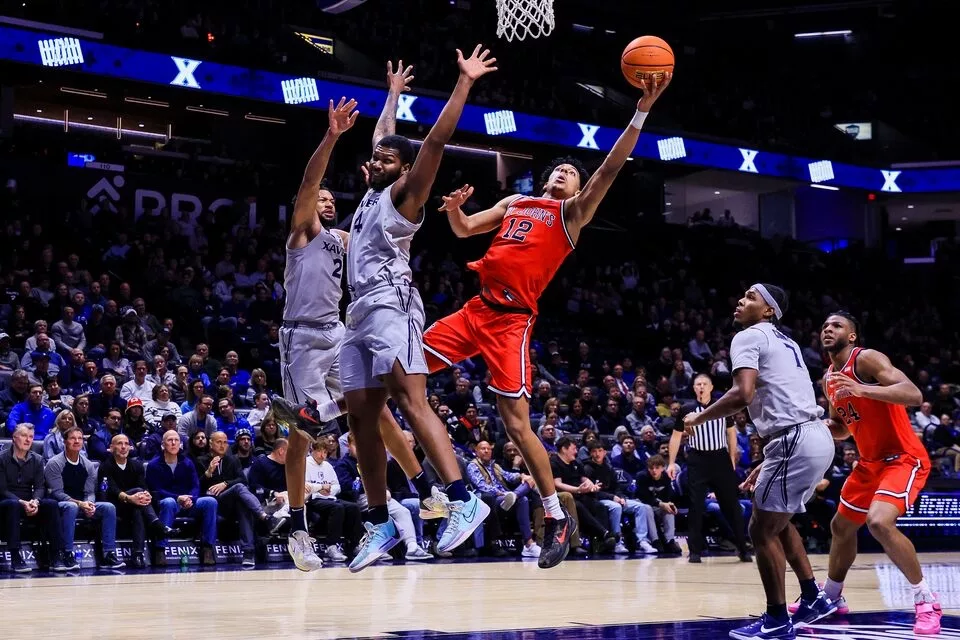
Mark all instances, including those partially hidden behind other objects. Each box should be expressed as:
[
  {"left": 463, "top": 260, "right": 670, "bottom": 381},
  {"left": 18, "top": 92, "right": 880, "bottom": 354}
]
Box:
[
  {"left": 51, "top": 306, "right": 86, "bottom": 356},
  {"left": 551, "top": 437, "right": 616, "bottom": 552},
  {"left": 530, "top": 348, "right": 557, "bottom": 386},
  {"left": 687, "top": 329, "right": 713, "bottom": 369},
  {"left": 246, "top": 392, "right": 271, "bottom": 429},
  {"left": 248, "top": 436, "right": 292, "bottom": 523},
  {"left": 71, "top": 393, "right": 99, "bottom": 436},
  {"left": 930, "top": 414, "right": 960, "bottom": 473},
  {"left": 186, "top": 356, "right": 213, "bottom": 394},
  {"left": 72, "top": 361, "right": 100, "bottom": 397},
  {"left": 626, "top": 393, "right": 655, "bottom": 433},
  {"left": 304, "top": 438, "right": 365, "bottom": 563},
  {"left": 538, "top": 422, "right": 558, "bottom": 453},
  {"left": 932, "top": 384, "right": 960, "bottom": 418},
  {"left": 467, "top": 440, "right": 541, "bottom": 558},
  {"left": 120, "top": 360, "right": 156, "bottom": 401},
  {"left": 43, "top": 376, "right": 73, "bottom": 413},
  {"left": 444, "top": 377, "right": 474, "bottom": 418},
  {"left": 199, "top": 431, "right": 279, "bottom": 567},
  {"left": 242, "top": 368, "right": 272, "bottom": 407},
  {"left": 24, "top": 321, "right": 48, "bottom": 354},
  {"left": 187, "top": 430, "right": 210, "bottom": 467},
  {"left": 147, "top": 355, "right": 177, "bottom": 388},
  {"left": 123, "top": 397, "right": 149, "bottom": 446},
  {"left": 177, "top": 394, "right": 218, "bottom": 440},
  {"left": 562, "top": 398, "right": 597, "bottom": 433},
  {"left": 102, "top": 342, "right": 133, "bottom": 381},
  {"left": 116, "top": 307, "right": 147, "bottom": 360},
  {"left": 597, "top": 398, "right": 626, "bottom": 434},
  {"left": 44, "top": 427, "right": 124, "bottom": 569},
  {"left": 635, "top": 455, "right": 682, "bottom": 554},
  {"left": 583, "top": 441, "right": 659, "bottom": 554},
  {"left": 453, "top": 404, "right": 489, "bottom": 450},
  {"left": 181, "top": 379, "right": 208, "bottom": 414},
  {"left": 22, "top": 333, "right": 65, "bottom": 377},
  {"left": 143, "top": 328, "right": 180, "bottom": 364},
  {"left": 89, "top": 374, "right": 127, "bottom": 421},
  {"left": 0, "top": 423, "right": 67, "bottom": 572},
  {"left": 146, "top": 429, "right": 218, "bottom": 566},
  {"left": 255, "top": 414, "right": 280, "bottom": 455},
  {"left": 215, "top": 397, "right": 250, "bottom": 442},
  {"left": 7, "top": 383, "right": 55, "bottom": 438},
  {"left": 0, "top": 333, "right": 20, "bottom": 371},
  {"left": 611, "top": 435, "right": 646, "bottom": 475},
  {"left": 169, "top": 365, "right": 190, "bottom": 404},
  {"left": 915, "top": 402, "right": 940, "bottom": 431},
  {"left": 144, "top": 384, "right": 182, "bottom": 430},
  {"left": 97, "top": 433, "right": 175, "bottom": 569},
  {"left": 42, "top": 410, "right": 83, "bottom": 461},
  {"left": 0, "top": 369, "right": 29, "bottom": 429},
  {"left": 86, "top": 408, "right": 123, "bottom": 465},
  {"left": 232, "top": 428, "right": 255, "bottom": 469},
  {"left": 223, "top": 350, "right": 251, "bottom": 398}
]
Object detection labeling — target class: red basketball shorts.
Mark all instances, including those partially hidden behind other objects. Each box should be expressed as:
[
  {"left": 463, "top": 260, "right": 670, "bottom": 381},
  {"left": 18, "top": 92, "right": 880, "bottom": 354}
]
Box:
[
  {"left": 838, "top": 454, "right": 929, "bottom": 524},
  {"left": 423, "top": 296, "right": 535, "bottom": 398}
]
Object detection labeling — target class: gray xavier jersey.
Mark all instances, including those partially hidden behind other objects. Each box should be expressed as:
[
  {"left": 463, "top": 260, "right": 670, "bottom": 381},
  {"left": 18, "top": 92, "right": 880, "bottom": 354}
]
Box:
[
  {"left": 346, "top": 182, "right": 421, "bottom": 299},
  {"left": 729, "top": 322, "right": 823, "bottom": 438},
  {"left": 283, "top": 226, "right": 345, "bottom": 324}
]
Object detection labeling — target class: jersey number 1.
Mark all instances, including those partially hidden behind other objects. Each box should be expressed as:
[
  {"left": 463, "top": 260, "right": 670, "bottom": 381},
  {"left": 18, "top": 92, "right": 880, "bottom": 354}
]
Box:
[{"left": 502, "top": 218, "right": 533, "bottom": 242}]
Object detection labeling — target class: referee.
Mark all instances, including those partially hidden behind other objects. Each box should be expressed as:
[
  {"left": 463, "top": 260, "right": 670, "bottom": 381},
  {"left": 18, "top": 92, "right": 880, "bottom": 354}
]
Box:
[{"left": 667, "top": 373, "right": 751, "bottom": 563}]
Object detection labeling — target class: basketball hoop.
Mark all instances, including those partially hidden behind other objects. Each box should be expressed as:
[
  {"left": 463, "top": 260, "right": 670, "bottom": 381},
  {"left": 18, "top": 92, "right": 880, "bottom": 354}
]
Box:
[{"left": 496, "top": 0, "right": 555, "bottom": 41}]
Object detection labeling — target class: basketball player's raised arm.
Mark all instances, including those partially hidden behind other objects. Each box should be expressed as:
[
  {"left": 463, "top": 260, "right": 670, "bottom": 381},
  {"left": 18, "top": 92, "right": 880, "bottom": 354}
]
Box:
[
  {"left": 372, "top": 60, "right": 414, "bottom": 152},
  {"left": 291, "top": 98, "right": 360, "bottom": 234},
  {"left": 827, "top": 349, "right": 923, "bottom": 407},
  {"left": 395, "top": 45, "right": 497, "bottom": 219},
  {"left": 437, "top": 186, "right": 513, "bottom": 237},
  {"left": 565, "top": 73, "right": 672, "bottom": 232}
]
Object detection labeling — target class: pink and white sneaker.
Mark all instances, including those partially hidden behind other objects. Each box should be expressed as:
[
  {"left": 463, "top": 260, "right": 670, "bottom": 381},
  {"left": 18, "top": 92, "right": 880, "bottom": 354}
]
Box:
[
  {"left": 787, "top": 587, "right": 849, "bottom": 615},
  {"left": 913, "top": 595, "right": 942, "bottom": 635}
]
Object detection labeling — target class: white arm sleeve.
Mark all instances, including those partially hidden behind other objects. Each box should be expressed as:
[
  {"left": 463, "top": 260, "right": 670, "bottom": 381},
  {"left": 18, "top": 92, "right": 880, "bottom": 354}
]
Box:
[{"left": 730, "top": 328, "right": 767, "bottom": 372}]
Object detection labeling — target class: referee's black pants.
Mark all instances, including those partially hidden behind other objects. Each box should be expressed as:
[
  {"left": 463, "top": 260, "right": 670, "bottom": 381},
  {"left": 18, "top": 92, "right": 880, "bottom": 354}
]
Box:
[{"left": 686, "top": 449, "right": 747, "bottom": 555}]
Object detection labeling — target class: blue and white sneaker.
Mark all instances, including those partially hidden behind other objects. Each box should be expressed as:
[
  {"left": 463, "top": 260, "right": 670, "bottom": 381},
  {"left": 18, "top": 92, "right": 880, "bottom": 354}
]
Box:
[
  {"left": 348, "top": 520, "right": 400, "bottom": 573},
  {"left": 436, "top": 492, "right": 491, "bottom": 554},
  {"left": 729, "top": 614, "right": 796, "bottom": 640},
  {"left": 792, "top": 591, "right": 838, "bottom": 628}
]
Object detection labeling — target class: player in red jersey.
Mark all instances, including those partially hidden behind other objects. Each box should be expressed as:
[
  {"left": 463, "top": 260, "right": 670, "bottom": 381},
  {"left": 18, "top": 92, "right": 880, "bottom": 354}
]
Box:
[
  {"left": 422, "top": 74, "right": 672, "bottom": 569},
  {"left": 801, "top": 311, "right": 941, "bottom": 634}
]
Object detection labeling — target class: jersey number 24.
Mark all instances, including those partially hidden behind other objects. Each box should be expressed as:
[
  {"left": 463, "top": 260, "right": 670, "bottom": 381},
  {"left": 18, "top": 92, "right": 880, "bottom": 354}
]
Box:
[{"left": 835, "top": 402, "right": 862, "bottom": 425}]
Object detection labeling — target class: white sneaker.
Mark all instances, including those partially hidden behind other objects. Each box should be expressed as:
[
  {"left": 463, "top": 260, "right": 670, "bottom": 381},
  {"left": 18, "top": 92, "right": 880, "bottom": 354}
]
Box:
[
  {"left": 288, "top": 530, "right": 323, "bottom": 572},
  {"left": 637, "top": 540, "right": 658, "bottom": 554},
  {"left": 325, "top": 544, "right": 348, "bottom": 563},
  {"left": 405, "top": 545, "right": 434, "bottom": 561},
  {"left": 419, "top": 486, "right": 451, "bottom": 520},
  {"left": 521, "top": 542, "right": 541, "bottom": 558},
  {"left": 499, "top": 491, "right": 517, "bottom": 511},
  {"left": 614, "top": 541, "right": 629, "bottom": 554}
]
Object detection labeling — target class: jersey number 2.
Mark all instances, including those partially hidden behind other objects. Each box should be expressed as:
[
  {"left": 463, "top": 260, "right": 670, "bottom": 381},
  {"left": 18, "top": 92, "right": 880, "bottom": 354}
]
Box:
[
  {"left": 332, "top": 258, "right": 342, "bottom": 278},
  {"left": 502, "top": 218, "right": 533, "bottom": 242}
]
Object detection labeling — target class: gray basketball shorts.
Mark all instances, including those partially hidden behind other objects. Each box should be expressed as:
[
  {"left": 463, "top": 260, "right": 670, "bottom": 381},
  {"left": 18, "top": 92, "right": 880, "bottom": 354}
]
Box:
[
  {"left": 279, "top": 321, "right": 345, "bottom": 407},
  {"left": 754, "top": 421, "right": 835, "bottom": 514},
  {"left": 340, "top": 284, "right": 428, "bottom": 393}
]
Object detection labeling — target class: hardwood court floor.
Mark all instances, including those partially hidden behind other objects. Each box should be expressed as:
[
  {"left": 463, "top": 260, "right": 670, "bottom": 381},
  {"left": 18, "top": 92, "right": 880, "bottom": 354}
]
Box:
[{"left": 2, "top": 552, "right": 958, "bottom": 639}]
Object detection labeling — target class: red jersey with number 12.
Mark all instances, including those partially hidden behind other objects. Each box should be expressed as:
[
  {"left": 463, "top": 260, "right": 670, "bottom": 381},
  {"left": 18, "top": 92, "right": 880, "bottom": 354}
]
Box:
[
  {"left": 467, "top": 196, "right": 574, "bottom": 313},
  {"left": 825, "top": 347, "right": 928, "bottom": 463}
]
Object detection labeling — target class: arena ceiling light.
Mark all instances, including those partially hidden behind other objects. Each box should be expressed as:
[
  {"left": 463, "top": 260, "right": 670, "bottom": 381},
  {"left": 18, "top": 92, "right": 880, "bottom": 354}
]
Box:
[
  {"left": 810, "top": 183, "right": 840, "bottom": 191},
  {"left": 125, "top": 96, "right": 169, "bottom": 108},
  {"left": 60, "top": 86, "right": 106, "bottom": 98},
  {"left": 245, "top": 113, "right": 285, "bottom": 124},
  {"left": 793, "top": 30, "right": 852, "bottom": 39},
  {"left": 186, "top": 105, "right": 229, "bottom": 117}
]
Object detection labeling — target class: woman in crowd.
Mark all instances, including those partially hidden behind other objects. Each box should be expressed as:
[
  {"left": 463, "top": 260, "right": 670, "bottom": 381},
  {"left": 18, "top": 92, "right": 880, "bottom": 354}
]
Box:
[
  {"left": 180, "top": 379, "right": 207, "bottom": 413},
  {"left": 186, "top": 354, "right": 212, "bottom": 391},
  {"left": 242, "top": 368, "right": 272, "bottom": 407},
  {"left": 43, "top": 409, "right": 83, "bottom": 461},
  {"left": 123, "top": 397, "right": 149, "bottom": 447},
  {"left": 255, "top": 414, "right": 279, "bottom": 455},
  {"left": 562, "top": 398, "right": 597, "bottom": 433},
  {"left": 71, "top": 393, "right": 100, "bottom": 436},
  {"left": 144, "top": 384, "right": 182, "bottom": 430},
  {"left": 246, "top": 391, "right": 271, "bottom": 429}
]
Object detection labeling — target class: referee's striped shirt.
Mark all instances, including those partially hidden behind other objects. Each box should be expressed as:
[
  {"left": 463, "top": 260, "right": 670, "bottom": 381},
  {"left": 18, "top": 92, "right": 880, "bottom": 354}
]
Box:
[{"left": 683, "top": 403, "right": 731, "bottom": 452}]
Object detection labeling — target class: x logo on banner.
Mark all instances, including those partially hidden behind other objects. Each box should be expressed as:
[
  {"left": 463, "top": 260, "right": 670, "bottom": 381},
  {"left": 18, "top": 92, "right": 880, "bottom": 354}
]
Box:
[
  {"left": 578, "top": 124, "right": 600, "bottom": 150},
  {"left": 881, "top": 170, "right": 902, "bottom": 193},
  {"left": 396, "top": 95, "right": 418, "bottom": 122},
  {"left": 171, "top": 57, "right": 202, "bottom": 88},
  {"left": 739, "top": 148, "right": 759, "bottom": 173}
]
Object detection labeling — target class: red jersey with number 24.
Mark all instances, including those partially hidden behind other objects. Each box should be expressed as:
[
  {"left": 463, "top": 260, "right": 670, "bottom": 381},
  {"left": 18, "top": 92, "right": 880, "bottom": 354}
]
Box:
[
  {"left": 825, "top": 347, "right": 928, "bottom": 463},
  {"left": 466, "top": 196, "right": 575, "bottom": 314}
]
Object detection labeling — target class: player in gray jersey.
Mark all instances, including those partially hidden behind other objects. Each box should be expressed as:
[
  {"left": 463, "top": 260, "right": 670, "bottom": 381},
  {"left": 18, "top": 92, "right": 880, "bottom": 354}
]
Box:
[
  {"left": 684, "top": 284, "right": 836, "bottom": 640},
  {"left": 334, "top": 45, "right": 497, "bottom": 573},
  {"left": 272, "top": 64, "right": 442, "bottom": 572}
]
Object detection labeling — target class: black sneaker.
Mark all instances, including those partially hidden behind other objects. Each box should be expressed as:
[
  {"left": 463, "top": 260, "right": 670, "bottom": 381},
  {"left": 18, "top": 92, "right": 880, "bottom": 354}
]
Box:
[
  {"left": 200, "top": 545, "right": 217, "bottom": 566},
  {"left": 131, "top": 552, "right": 146, "bottom": 570},
  {"left": 100, "top": 551, "right": 126, "bottom": 569},
  {"left": 539, "top": 506, "right": 578, "bottom": 569},
  {"left": 664, "top": 539, "right": 683, "bottom": 555},
  {"left": 149, "top": 519, "right": 180, "bottom": 540},
  {"left": 61, "top": 550, "right": 80, "bottom": 571},
  {"left": 10, "top": 549, "right": 31, "bottom": 573},
  {"left": 51, "top": 552, "right": 68, "bottom": 572},
  {"left": 271, "top": 398, "right": 338, "bottom": 441},
  {"left": 241, "top": 550, "right": 256, "bottom": 567},
  {"left": 739, "top": 551, "right": 754, "bottom": 563},
  {"left": 688, "top": 553, "right": 702, "bottom": 564}
]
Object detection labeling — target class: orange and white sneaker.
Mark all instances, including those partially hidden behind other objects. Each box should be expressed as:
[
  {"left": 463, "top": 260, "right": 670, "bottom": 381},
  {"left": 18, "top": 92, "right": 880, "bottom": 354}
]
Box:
[{"left": 913, "top": 594, "right": 942, "bottom": 635}]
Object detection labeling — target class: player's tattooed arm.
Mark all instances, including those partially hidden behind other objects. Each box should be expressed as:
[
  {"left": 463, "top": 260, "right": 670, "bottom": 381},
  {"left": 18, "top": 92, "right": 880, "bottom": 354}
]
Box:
[
  {"left": 564, "top": 72, "right": 672, "bottom": 235},
  {"left": 372, "top": 60, "right": 414, "bottom": 152},
  {"left": 828, "top": 349, "right": 923, "bottom": 407},
  {"left": 292, "top": 98, "right": 359, "bottom": 237},
  {"left": 437, "top": 185, "right": 513, "bottom": 237}
]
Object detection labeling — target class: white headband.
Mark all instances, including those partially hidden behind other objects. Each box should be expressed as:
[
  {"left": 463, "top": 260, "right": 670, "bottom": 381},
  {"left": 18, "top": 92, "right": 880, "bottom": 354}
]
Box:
[{"left": 751, "top": 284, "right": 783, "bottom": 320}]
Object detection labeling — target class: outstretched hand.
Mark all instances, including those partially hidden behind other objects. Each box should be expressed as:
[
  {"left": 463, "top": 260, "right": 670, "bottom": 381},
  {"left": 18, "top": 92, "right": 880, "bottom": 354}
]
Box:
[
  {"left": 328, "top": 97, "right": 359, "bottom": 136},
  {"left": 637, "top": 71, "right": 673, "bottom": 113},
  {"left": 457, "top": 44, "right": 498, "bottom": 82},
  {"left": 438, "top": 184, "right": 475, "bottom": 212},
  {"left": 386, "top": 60, "right": 414, "bottom": 94}
]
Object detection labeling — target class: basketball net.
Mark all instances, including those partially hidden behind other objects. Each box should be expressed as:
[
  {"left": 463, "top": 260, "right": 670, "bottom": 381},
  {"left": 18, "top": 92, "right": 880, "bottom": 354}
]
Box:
[{"left": 496, "top": 0, "right": 555, "bottom": 41}]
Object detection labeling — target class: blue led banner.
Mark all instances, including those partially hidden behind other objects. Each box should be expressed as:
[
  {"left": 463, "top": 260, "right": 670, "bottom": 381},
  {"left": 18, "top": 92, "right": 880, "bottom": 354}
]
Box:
[{"left": 4, "top": 25, "right": 960, "bottom": 193}]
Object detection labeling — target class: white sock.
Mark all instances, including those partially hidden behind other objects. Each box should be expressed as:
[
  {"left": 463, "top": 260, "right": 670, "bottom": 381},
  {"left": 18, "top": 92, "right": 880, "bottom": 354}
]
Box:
[
  {"left": 911, "top": 578, "right": 933, "bottom": 603},
  {"left": 824, "top": 578, "right": 844, "bottom": 601},
  {"left": 542, "top": 493, "right": 564, "bottom": 519}
]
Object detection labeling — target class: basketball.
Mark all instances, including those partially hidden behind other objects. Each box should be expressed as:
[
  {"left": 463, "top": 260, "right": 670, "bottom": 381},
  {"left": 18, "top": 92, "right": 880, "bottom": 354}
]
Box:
[{"left": 621, "top": 36, "right": 675, "bottom": 88}]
